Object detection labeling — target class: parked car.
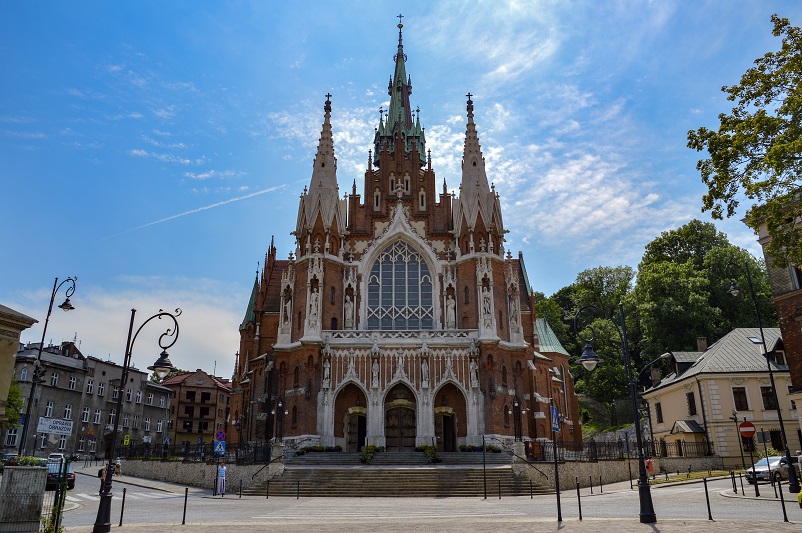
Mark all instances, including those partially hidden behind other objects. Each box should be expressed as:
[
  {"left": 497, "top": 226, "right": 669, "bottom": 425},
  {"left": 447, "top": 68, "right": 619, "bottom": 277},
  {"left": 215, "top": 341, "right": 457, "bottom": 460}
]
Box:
[
  {"left": 45, "top": 461, "right": 75, "bottom": 490},
  {"left": 0, "top": 453, "right": 19, "bottom": 472},
  {"left": 746, "top": 456, "right": 793, "bottom": 484},
  {"left": 47, "top": 452, "right": 66, "bottom": 463}
]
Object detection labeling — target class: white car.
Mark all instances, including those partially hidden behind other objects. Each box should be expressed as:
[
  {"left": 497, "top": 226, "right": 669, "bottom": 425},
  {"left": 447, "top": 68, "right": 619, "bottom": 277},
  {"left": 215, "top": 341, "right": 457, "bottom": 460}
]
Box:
[{"left": 47, "top": 453, "right": 65, "bottom": 463}]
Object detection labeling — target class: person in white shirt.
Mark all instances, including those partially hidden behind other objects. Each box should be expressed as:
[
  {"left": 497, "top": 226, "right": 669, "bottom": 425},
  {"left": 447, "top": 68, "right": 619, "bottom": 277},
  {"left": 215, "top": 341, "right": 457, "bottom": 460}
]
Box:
[{"left": 217, "top": 462, "right": 227, "bottom": 496}]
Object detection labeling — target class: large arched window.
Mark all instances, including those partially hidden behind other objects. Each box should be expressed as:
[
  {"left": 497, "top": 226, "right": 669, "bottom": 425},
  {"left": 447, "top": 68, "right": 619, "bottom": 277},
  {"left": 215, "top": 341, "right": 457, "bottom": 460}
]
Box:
[{"left": 367, "top": 240, "right": 433, "bottom": 330}]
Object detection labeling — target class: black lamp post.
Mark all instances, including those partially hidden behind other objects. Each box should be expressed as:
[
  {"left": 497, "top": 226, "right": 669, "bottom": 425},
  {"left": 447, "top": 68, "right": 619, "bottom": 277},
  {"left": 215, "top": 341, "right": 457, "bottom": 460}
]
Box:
[
  {"left": 93, "top": 308, "right": 180, "bottom": 533},
  {"left": 574, "top": 303, "right": 657, "bottom": 524},
  {"left": 271, "top": 397, "right": 288, "bottom": 442},
  {"left": 508, "top": 396, "right": 523, "bottom": 442},
  {"left": 729, "top": 410, "right": 746, "bottom": 471},
  {"left": 19, "top": 276, "right": 77, "bottom": 456},
  {"left": 727, "top": 260, "right": 800, "bottom": 494}
]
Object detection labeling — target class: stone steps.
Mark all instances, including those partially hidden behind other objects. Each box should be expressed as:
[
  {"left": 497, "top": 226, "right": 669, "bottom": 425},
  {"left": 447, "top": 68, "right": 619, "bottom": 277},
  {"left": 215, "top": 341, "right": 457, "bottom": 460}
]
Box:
[{"left": 245, "top": 462, "right": 548, "bottom": 497}]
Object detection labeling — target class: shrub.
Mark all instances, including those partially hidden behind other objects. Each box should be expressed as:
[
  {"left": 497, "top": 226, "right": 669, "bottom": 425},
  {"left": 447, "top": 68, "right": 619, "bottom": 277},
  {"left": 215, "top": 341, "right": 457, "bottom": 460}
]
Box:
[
  {"left": 359, "top": 445, "right": 380, "bottom": 464},
  {"left": 421, "top": 445, "right": 441, "bottom": 464}
]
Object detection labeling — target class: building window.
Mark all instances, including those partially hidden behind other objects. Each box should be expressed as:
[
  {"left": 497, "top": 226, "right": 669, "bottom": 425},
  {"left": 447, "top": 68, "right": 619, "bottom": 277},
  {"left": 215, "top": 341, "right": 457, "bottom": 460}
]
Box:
[
  {"left": 686, "top": 392, "right": 697, "bottom": 416},
  {"left": 501, "top": 365, "right": 508, "bottom": 387},
  {"left": 45, "top": 402, "right": 53, "bottom": 417},
  {"left": 133, "top": 415, "right": 139, "bottom": 429},
  {"left": 374, "top": 188, "right": 381, "bottom": 210},
  {"left": 366, "top": 241, "right": 434, "bottom": 330},
  {"left": 20, "top": 367, "right": 28, "bottom": 382},
  {"left": 50, "top": 372, "right": 58, "bottom": 387},
  {"left": 112, "top": 386, "right": 119, "bottom": 399},
  {"left": 98, "top": 382, "right": 105, "bottom": 397},
  {"left": 790, "top": 386, "right": 797, "bottom": 410},
  {"left": 94, "top": 409, "right": 101, "bottom": 424},
  {"left": 126, "top": 389, "right": 132, "bottom": 402},
  {"left": 186, "top": 391, "right": 196, "bottom": 402},
  {"left": 123, "top": 414, "right": 129, "bottom": 428},
  {"left": 68, "top": 376, "right": 76, "bottom": 390},
  {"left": 109, "top": 410, "right": 116, "bottom": 425},
  {"left": 4, "top": 428, "right": 17, "bottom": 446},
  {"left": 159, "top": 396, "right": 165, "bottom": 408},
  {"left": 89, "top": 440, "right": 96, "bottom": 452},
  {"left": 291, "top": 406, "right": 298, "bottom": 428},
  {"left": 82, "top": 407, "right": 90, "bottom": 423},
  {"left": 464, "top": 286, "right": 470, "bottom": 304},
  {"left": 58, "top": 435, "right": 66, "bottom": 451},
  {"left": 419, "top": 189, "right": 426, "bottom": 210},
  {"left": 144, "top": 417, "right": 150, "bottom": 431},
  {"left": 503, "top": 404, "right": 510, "bottom": 427},
  {"left": 201, "top": 392, "right": 211, "bottom": 403},
  {"left": 655, "top": 402, "right": 663, "bottom": 424},
  {"left": 63, "top": 404, "right": 72, "bottom": 420},
  {"left": 147, "top": 393, "right": 154, "bottom": 405},
  {"left": 294, "top": 366, "right": 300, "bottom": 387},
  {"left": 78, "top": 436, "right": 85, "bottom": 452},
  {"left": 184, "top": 406, "right": 195, "bottom": 417},
  {"left": 136, "top": 390, "right": 142, "bottom": 403},
  {"left": 86, "top": 379, "right": 94, "bottom": 394},
  {"left": 732, "top": 387, "right": 749, "bottom": 411},
  {"left": 157, "top": 419, "right": 163, "bottom": 433},
  {"left": 39, "top": 434, "right": 47, "bottom": 448},
  {"left": 761, "top": 386, "right": 778, "bottom": 410}
]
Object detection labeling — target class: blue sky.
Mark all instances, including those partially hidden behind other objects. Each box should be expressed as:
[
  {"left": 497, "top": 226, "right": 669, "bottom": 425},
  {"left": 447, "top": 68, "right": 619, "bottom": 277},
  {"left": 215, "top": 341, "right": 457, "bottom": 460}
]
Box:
[{"left": 2, "top": 1, "right": 800, "bottom": 377}]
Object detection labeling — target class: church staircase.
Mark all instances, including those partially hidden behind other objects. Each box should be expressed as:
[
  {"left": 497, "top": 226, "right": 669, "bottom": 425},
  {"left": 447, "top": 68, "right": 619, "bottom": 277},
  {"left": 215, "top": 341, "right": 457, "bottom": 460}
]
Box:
[{"left": 244, "top": 452, "right": 551, "bottom": 497}]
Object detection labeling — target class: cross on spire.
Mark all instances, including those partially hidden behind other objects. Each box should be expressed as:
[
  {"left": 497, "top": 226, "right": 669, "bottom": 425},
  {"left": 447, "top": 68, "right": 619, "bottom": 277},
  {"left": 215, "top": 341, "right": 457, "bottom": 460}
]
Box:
[
  {"left": 466, "top": 92, "right": 473, "bottom": 100},
  {"left": 397, "top": 13, "right": 404, "bottom": 25}
]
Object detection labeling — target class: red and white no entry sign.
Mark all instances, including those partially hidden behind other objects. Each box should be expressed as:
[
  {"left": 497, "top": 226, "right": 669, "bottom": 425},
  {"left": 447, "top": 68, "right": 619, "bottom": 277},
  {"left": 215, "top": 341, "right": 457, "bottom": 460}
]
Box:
[{"left": 739, "top": 421, "right": 756, "bottom": 438}]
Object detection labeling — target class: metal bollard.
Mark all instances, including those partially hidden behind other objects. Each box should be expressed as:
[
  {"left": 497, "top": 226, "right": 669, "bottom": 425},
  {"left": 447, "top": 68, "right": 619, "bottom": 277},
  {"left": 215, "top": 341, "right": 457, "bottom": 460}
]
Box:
[
  {"left": 182, "top": 487, "right": 188, "bottom": 525},
  {"left": 119, "top": 487, "right": 127, "bottom": 526},
  {"left": 239, "top": 479, "right": 242, "bottom": 499},
  {"left": 576, "top": 480, "right": 582, "bottom": 521},
  {"left": 777, "top": 478, "right": 789, "bottom": 523},
  {"left": 599, "top": 476, "right": 603, "bottom": 494},
  {"left": 266, "top": 480, "right": 269, "bottom": 499},
  {"left": 730, "top": 470, "right": 737, "bottom": 494},
  {"left": 530, "top": 480, "right": 533, "bottom": 499},
  {"left": 498, "top": 479, "right": 501, "bottom": 499},
  {"left": 589, "top": 476, "right": 593, "bottom": 494},
  {"left": 739, "top": 472, "right": 745, "bottom": 495},
  {"left": 703, "top": 478, "right": 712, "bottom": 521},
  {"left": 297, "top": 480, "right": 300, "bottom": 500}
]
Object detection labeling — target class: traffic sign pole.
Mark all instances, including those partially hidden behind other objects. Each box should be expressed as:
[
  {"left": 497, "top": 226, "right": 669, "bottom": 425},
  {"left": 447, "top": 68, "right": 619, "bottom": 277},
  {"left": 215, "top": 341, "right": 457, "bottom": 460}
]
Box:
[{"left": 741, "top": 419, "right": 759, "bottom": 497}]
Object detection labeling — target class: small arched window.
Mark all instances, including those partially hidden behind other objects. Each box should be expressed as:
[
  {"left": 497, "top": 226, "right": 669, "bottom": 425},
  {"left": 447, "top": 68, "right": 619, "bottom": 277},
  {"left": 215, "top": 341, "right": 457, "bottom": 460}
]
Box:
[
  {"left": 499, "top": 311, "right": 503, "bottom": 330},
  {"left": 291, "top": 406, "right": 298, "bottom": 428},
  {"left": 404, "top": 175, "right": 410, "bottom": 193},
  {"left": 293, "top": 366, "right": 300, "bottom": 387},
  {"left": 503, "top": 404, "right": 510, "bottom": 427},
  {"left": 330, "top": 287, "right": 336, "bottom": 305},
  {"left": 464, "top": 286, "right": 470, "bottom": 304},
  {"left": 20, "top": 367, "right": 28, "bottom": 381},
  {"left": 374, "top": 188, "right": 381, "bottom": 210},
  {"left": 501, "top": 365, "right": 508, "bottom": 387},
  {"left": 389, "top": 173, "right": 396, "bottom": 191},
  {"left": 331, "top": 317, "right": 338, "bottom": 330},
  {"left": 419, "top": 188, "right": 426, "bottom": 210}
]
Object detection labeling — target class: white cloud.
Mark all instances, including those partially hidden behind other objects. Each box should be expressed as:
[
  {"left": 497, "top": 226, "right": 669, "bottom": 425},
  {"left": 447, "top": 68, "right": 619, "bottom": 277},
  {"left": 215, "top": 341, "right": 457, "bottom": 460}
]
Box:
[
  {"left": 183, "top": 169, "right": 240, "bottom": 180},
  {"left": 11, "top": 277, "right": 242, "bottom": 380}
]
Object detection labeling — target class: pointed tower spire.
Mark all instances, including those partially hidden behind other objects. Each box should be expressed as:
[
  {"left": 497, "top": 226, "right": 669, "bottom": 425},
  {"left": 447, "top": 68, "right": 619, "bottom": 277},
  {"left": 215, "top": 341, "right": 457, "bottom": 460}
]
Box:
[
  {"left": 296, "top": 94, "right": 344, "bottom": 238},
  {"left": 373, "top": 16, "right": 426, "bottom": 167}
]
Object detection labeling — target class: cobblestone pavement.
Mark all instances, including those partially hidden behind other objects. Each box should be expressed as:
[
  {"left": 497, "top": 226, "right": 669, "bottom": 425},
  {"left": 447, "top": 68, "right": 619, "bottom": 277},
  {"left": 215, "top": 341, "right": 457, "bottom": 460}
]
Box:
[{"left": 64, "top": 465, "right": 802, "bottom": 532}]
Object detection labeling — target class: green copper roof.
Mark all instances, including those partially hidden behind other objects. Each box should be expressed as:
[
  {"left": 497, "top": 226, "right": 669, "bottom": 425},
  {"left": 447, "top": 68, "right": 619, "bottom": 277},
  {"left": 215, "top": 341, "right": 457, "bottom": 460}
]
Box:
[
  {"left": 373, "top": 23, "right": 426, "bottom": 166},
  {"left": 239, "top": 277, "right": 259, "bottom": 331},
  {"left": 536, "top": 317, "right": 570, "bottom": 356}
]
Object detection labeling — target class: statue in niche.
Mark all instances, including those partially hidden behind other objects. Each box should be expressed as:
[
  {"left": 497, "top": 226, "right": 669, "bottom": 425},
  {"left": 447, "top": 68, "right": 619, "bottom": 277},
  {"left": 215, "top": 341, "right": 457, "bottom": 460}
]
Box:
[
  {"left": 314, "top": 239, "right": 321, "bottom": 254},
  {"left": 421, "top": 358, "right": 429, "bottom": 387},
  {"left": 371, "top": 358, "right": 379, "bottom": 387},
  {"left": 479, "top": 238, "right": 486, "bottom": 252},
  {"left": 344, "top": 295, "right": 354, "bottom": 329},
  {"left": 469, "top": 359, "right": 479, "bottom": 388},
  {"left": 509, "top": 295, "right": 518, "bottom": 324},
  {"left": 482, "top": 287, "right": 492, "bottom": 317},
  {"left": 323, "top": 359, "right": 331, "bottom": 387},
  {"left": 347, "top": 354, "right": 356, "bottom": 376},
  {"left": 396, "top": 353, "right": 405, "bottom": 377},
  {"left": 309, "top": 288, "right": 320, "bottom": 328},
  {"left": 283, "top": 297, "right": 292, "bottom": 327},
  {"left": 446, "top": 294, "right": 456, "bottom": 329}
]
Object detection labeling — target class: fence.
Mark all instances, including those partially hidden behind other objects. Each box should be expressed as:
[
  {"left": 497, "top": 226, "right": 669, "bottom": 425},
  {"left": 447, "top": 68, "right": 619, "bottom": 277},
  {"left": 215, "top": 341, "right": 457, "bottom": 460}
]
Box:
[
  {"left": 526, "top": 437, "right": 713, "bottom": 463},
  {"left": 113, "top": 441, "right": 273, "bottom": 464}
]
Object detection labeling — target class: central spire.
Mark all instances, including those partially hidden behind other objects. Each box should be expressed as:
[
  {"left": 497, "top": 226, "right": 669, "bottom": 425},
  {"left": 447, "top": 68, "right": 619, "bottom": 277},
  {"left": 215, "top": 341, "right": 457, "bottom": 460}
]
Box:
[{"left": 373, "top": 16, "right": 426, "bottom": 167}]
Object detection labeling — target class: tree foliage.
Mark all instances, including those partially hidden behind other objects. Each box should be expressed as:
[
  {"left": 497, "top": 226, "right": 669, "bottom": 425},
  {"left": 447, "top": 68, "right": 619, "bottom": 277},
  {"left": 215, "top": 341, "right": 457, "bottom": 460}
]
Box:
[
  {"left": 2, "top": 378, "right": 23, "bottom": 429},
  {"left": 688, "top": 14, "right": 802, "bottom": 268},
  {"left": 149, "top": 368, "right": 188, "bottom": 384}
]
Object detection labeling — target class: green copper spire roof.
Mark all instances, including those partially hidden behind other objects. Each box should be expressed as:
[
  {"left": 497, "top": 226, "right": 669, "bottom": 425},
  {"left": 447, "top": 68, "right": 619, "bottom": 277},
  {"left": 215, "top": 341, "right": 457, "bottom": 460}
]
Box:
[
  {"left": 239, "top": 274, "right": 259, "bottom": 331},
  {"left": 536, "top": 317, "right": 570, "bottom": 356},
  {"left": 373, "top": 18, "right": 426, "bottom": 167}
]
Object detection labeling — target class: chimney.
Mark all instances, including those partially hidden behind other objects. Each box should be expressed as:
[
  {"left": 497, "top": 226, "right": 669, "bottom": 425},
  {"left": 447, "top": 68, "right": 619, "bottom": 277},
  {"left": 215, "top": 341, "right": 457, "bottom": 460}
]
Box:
[
  {"left": 650, "top": 367, "right": 662, "bottom": 387},
  {"left": 697, "top": 337, "right": 708, "bottom": 352}
]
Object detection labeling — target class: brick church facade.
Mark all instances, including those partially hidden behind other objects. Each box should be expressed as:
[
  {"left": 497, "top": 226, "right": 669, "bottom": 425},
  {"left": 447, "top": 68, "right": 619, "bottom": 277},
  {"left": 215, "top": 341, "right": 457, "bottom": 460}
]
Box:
[{"left": 229, "top": 23, "right": 581, "bottom": 452}]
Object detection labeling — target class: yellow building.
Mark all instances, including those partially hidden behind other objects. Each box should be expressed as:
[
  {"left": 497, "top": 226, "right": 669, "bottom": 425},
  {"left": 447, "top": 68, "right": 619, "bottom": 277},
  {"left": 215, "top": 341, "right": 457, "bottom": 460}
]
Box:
[{"left": 643, "top": 328, "right": 799, "bottom": 469}]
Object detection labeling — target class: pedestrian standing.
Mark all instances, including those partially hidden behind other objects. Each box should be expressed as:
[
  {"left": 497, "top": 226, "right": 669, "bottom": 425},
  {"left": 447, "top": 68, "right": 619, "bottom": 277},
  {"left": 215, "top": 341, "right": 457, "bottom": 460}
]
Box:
[
  {"left": 646, "top": 457, "right": 655, "bottom": 478},
  {"left": 115, "top": 457, "right": 122, "bottom": 476},
  {"left": 98, "top": 467, "right": 106, "bottom": 494},
  {"left": 217, "top": 461, "right": 227, "bottom": 497}
]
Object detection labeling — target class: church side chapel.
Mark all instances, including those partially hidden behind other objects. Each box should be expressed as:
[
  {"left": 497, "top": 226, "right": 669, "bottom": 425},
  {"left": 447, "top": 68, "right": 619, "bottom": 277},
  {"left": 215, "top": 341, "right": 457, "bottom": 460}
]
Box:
[{"left": 230, "top": 20, "right": 581, "bottom": 454}]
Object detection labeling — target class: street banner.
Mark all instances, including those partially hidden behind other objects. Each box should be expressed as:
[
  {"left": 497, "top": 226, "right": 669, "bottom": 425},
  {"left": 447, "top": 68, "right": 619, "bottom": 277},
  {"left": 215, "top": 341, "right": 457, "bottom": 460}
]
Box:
[{"left": 36, "top": 417, "right": 74, "bottom": 435}]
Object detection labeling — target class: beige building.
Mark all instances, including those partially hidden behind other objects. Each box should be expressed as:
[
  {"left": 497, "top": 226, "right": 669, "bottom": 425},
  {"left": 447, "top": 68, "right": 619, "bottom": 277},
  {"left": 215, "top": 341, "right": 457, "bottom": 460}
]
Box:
[
  {"left": 0, "top": 305, "right": 36, "bottom": 424},
  {"left": 643, "top": 328, "right": 799, "bottom": 468}
]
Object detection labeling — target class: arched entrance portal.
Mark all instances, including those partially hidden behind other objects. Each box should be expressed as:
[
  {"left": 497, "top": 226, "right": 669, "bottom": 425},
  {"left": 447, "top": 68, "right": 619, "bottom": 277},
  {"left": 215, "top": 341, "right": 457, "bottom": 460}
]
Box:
[
  {"left": 434, "top": 383, "right": 467, "bottom": 452},
  {"left": 384, "top": 383, "right": 417, "bottom": 451},
  {"left": 334, "top": 383, "right": 367, "bottom": 452}
]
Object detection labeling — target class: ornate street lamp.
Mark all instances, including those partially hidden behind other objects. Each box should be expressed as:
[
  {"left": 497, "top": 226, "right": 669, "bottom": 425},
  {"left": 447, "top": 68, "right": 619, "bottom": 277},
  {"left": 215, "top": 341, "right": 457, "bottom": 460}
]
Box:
[
  {"left": 271, "top": 397, "right": 288, "bottom": 442},
  {"left": 574, "top": 303, "right": 657, "bottom": 524},
  {"left": 727, "top": 259, "right": 800, "bottom": 494},
  {"left": 93, "top": 308, "right": 180, "bottom": 533},
  {"left": 19, "top": 276, "right": 77, "bottom": 456}
]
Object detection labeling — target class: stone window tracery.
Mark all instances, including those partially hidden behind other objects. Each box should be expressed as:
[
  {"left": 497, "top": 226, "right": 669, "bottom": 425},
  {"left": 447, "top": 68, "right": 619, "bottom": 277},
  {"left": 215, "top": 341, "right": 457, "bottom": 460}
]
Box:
[{"left": 367, "top": 240, "right": 434, "bottom": 330}]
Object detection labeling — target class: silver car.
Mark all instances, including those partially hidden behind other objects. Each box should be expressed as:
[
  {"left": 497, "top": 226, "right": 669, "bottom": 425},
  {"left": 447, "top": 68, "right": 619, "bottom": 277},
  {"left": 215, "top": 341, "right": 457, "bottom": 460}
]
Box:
[{"left": 746, "top": 456, "right": 790, "bottom": 484}]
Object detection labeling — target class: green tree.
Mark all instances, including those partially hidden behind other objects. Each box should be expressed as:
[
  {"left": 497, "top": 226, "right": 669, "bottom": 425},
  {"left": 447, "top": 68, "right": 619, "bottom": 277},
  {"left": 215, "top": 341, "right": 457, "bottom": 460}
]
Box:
[
  {"left": 149, "top": 368, "right": 188, "bottom": 384},
  {"left": 687, "top": 14, "right": 802, "bottom": 268},
  {"left": 641, "top": 220, "right": 729, "bottom": 270},
  {"left": 2, "top": 378, "right": 24, "bottom": 429}
]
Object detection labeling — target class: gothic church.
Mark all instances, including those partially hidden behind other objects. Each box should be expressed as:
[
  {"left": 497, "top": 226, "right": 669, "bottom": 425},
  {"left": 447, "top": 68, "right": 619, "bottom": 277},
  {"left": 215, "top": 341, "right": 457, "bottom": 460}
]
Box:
[{"left": 230, "top": 22, "right": 581, "bottom": 453}]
